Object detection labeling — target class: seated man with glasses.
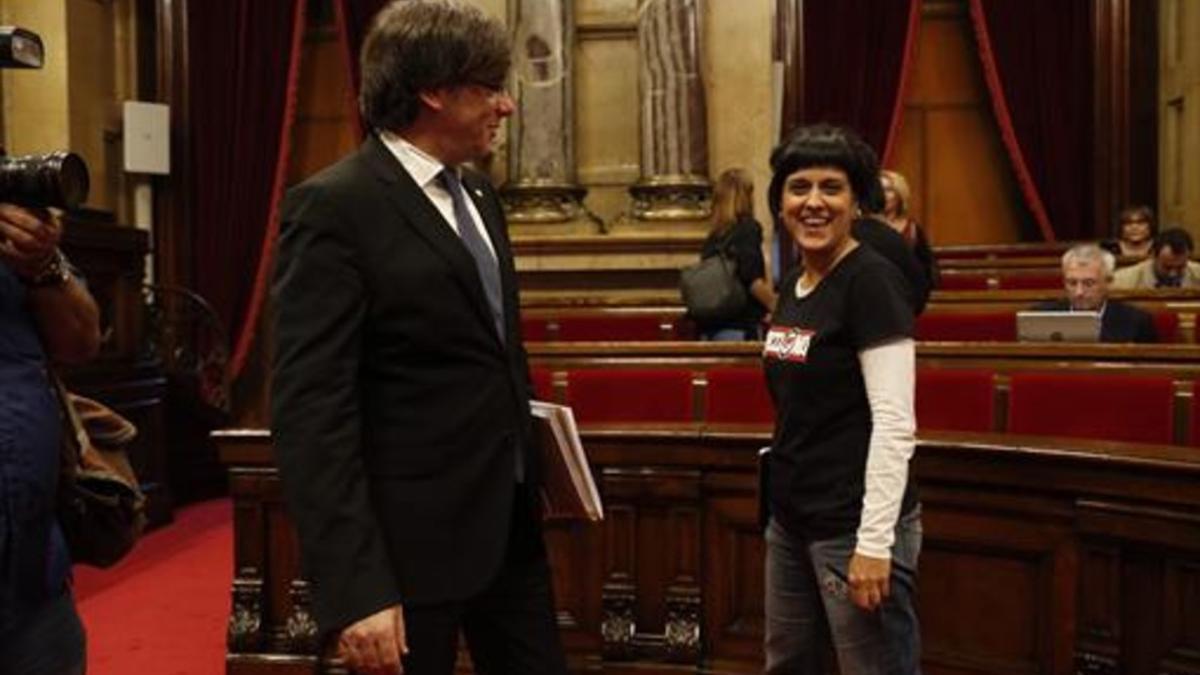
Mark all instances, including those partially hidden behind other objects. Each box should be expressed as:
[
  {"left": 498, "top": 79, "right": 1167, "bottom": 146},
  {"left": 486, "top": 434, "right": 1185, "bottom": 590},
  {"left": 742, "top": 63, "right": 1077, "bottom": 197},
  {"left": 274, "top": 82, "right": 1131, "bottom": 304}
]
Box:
[{"left": 1032, "top": 243, "right": 1157, "bottom": 343}]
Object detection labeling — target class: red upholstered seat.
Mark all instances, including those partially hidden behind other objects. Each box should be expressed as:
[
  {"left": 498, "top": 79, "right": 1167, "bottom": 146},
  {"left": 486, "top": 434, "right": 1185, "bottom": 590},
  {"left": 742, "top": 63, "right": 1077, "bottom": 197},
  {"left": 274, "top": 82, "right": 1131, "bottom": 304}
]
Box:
[
  {"left": 556, "top": 315, "right": 671, "bottom": 341},
  {"left": 916, "top": 368, "right": 995, "bottom": 432},
  {"left": 1152, "top": 311, "right": 1179, "bottom": 343},
  {"left": 997, "top": 273, "right": 1063, "bottom": 290},
  {"left": 566, "top": 368, "right": 695, "bottom": 424},
  {"left": 915, "top": 312, "right": 1017, "bottom": 341},
  {"left": 521, "top": 316, "right": 550, "bottom": 342},
  {"left": 935, "top": 274, "right": 991, "bottom": 291},
  {"left": 1008, "top": 372, "right": 1175, "bottom": 444},
  {"left": 530, "top": 367, "right": 553, "bottom": 400},
  {"left": 705, "top": 367, "right": 774, "bottom": 425}
]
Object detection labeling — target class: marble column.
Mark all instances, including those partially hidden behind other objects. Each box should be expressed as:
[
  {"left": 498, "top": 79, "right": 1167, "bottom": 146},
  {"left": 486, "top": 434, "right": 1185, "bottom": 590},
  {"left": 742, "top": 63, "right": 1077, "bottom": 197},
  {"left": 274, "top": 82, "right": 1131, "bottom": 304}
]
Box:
[
  {"left": 630, "top": 0, "right": 711, "bottom": 221},
  {"left": 502, "top": 0, "right": 591, "bottom": 230}
]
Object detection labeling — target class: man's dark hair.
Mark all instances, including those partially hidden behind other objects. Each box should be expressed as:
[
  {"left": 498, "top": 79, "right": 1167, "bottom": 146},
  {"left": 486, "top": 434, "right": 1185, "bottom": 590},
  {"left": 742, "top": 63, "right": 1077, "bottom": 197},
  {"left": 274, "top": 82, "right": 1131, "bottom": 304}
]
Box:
[
  {"left": 359, "top": 0, "right": 511, "bottom": 132},
  {"left": 1114, "top": 204, "right": 1156, "bottom": 237},
  {"left": 767, "top": 124, "right": 883, "bottom": 217},
  {"left": 1152, "top": 227, "right": 1194, "bottom": 255}
]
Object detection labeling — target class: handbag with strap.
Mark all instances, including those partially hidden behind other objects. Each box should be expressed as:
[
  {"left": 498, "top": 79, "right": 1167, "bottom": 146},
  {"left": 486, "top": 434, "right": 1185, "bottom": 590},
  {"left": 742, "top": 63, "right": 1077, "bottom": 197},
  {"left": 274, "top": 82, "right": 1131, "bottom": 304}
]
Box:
[
  {"left": 53, "top": 376, "right": 147, "bottom": 568},
  {"left": 680, "top": 229, "right": 748, "bottom": 322}
]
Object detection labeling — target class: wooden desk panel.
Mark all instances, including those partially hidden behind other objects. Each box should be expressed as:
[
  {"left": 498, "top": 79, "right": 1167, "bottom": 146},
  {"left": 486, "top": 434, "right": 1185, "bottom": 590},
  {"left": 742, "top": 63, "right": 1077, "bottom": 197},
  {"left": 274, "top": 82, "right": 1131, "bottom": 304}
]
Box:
[{"left": 216, "top": 427, "right": 1200, "bottom": 675}]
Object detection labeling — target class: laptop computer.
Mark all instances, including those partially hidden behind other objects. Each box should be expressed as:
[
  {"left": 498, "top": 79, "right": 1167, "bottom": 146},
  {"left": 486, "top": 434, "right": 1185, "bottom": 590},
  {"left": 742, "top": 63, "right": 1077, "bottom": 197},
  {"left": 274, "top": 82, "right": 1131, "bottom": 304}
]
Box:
[{"left": 1016, "top": 310, "right": 1102, "bottom": 343}]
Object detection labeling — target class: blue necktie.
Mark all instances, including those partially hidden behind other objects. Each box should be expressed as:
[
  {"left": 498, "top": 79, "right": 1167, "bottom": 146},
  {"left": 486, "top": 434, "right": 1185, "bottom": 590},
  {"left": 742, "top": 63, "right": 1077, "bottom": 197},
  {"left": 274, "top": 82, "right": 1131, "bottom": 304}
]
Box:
[
  {"left": 437, "top": 169, "right": 506, "bottom": 344},
  {"left": 438, "top": 170, "right": 522, "bottom": 481}
]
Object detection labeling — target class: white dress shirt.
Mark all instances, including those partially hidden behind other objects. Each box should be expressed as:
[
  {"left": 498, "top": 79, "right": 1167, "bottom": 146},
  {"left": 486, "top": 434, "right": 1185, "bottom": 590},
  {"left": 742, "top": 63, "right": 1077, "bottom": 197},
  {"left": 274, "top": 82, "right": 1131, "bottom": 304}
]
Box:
[{"left": 378, "top": 131, "right": 497, "bottom": 260}]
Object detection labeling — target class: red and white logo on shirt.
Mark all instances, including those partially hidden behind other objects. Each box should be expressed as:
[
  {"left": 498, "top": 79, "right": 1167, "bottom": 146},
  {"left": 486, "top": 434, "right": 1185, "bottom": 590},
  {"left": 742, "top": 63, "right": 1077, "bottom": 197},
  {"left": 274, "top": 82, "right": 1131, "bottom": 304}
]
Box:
[{"left": 763, "top": 326, "right": 815, "bottom": 362}]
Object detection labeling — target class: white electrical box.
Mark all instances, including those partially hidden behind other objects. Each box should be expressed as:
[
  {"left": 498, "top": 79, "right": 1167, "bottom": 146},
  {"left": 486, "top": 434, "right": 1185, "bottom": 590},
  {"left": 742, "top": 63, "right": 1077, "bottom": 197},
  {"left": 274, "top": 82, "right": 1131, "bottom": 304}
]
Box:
[{"left": 123, "top": 101, "right": 170, "bottom": 175}]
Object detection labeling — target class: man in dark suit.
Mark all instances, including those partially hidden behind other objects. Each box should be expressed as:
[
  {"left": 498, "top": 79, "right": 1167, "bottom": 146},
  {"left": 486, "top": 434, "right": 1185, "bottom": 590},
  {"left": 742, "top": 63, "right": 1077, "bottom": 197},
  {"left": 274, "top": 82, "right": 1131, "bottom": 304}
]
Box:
[
  {"left": 1033, "top": 243, "right": 1157, "bottom": 343},
  {"left": 269, "top": 2, "right": 568, "bottom": 674}
]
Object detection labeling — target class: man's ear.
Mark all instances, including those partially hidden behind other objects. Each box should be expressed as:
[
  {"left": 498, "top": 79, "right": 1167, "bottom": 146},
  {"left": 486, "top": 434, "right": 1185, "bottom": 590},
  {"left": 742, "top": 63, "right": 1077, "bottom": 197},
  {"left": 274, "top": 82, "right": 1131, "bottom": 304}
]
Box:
[{"left": 418, "top": 88, "right": 447, "bottom": 112}]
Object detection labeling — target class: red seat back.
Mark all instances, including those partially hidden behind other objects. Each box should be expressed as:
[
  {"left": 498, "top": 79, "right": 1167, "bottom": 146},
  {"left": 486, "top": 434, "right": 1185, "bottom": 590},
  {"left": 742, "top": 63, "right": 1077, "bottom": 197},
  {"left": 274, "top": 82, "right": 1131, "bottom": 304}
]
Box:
[
  {"left": 1152, "top": 311, "right": 1179, "bottom": 343},
  {"left": 556, "top": 315, "right": 671, "bottom": 341},
  {"left": 997, "top": 273, "right": 1063, "bottom": 290},
  {"left": 915, "top": 312, "right": 1017, "bottom": 341},
  {"left": 936, "top": 274, "right": 991, "bottom": 291},
  {"left": 521, "top": 316, "right": 551, "bottom": 342},
  {"left": 916, "top": 369, "right": 995, "bottom": 432},
  {"left": 1008, "top": 372, "right": 1175, "bottom": 444},
  {"left": 705, "top": 367, "right": 774, "bottom": 425},
  {"left": 566, "top": 368, "right": 695, "bottom": 424},
  {"left": 530, "top": 367, "right": 553, "bottom": 400}
]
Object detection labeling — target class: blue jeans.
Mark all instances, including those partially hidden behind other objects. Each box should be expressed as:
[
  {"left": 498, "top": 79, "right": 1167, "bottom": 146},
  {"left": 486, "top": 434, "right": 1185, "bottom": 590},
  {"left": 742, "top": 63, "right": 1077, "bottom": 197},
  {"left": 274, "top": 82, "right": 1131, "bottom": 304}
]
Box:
[
  {"left": 764, "top": 507, "right": 923, "bottom": 674},
  {"left": 0, "top": 589, "right": 86, "bottom": 675}
]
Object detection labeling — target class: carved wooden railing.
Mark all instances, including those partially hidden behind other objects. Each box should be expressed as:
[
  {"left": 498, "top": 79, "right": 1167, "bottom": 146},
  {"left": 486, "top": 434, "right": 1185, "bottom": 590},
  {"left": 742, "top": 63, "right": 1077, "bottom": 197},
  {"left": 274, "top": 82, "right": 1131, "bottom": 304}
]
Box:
[{"left": 216, "top": 424, "right": 1200, "bottom": 675}]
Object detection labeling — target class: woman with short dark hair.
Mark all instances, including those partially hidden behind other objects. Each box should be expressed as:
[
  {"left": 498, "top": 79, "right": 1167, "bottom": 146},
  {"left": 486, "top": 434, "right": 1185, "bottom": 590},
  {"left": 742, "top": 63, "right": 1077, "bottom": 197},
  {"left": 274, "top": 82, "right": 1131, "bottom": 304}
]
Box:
[{"left": 762, "top": 125, "right": 922, "bottom": 674}]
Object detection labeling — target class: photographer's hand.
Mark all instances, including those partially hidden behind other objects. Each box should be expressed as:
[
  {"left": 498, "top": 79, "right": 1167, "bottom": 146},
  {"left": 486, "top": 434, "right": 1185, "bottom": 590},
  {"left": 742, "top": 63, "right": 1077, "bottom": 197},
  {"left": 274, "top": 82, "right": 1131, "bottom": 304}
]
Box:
[
  {"left": 0, "top": 202, "right": 60, "bottom": 278},
  {"left": 0, "top": 203, "right": 100, "bottom": 364}
]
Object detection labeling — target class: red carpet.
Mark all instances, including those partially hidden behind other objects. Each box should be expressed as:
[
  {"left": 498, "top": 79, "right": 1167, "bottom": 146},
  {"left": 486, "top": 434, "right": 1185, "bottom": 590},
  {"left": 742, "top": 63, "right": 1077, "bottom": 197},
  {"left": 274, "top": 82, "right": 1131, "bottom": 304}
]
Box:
[{"left": 75, "top": 499, "right": 233, "bottom": 674}]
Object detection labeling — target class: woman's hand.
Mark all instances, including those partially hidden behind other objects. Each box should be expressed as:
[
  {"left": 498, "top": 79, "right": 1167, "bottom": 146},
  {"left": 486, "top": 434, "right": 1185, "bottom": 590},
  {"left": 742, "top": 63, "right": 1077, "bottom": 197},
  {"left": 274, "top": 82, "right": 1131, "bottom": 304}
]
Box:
[{"left": 847, "top": 552, "right": 891, "bottom": 611}]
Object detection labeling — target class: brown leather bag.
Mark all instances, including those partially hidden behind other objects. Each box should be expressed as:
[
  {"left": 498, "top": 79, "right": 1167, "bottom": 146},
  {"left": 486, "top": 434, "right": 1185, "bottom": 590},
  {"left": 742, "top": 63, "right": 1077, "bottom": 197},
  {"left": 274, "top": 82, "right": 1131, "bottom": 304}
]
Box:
[{"left": 54, "top": 377, "right": 147, "bottom": 568}]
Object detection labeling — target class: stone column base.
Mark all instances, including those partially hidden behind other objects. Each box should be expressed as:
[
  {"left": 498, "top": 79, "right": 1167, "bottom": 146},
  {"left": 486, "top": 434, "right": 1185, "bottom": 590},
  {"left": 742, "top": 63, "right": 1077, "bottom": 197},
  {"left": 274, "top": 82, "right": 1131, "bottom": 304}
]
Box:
[{"left": 628, "top": 175, "right": 712, "bottom": 222}]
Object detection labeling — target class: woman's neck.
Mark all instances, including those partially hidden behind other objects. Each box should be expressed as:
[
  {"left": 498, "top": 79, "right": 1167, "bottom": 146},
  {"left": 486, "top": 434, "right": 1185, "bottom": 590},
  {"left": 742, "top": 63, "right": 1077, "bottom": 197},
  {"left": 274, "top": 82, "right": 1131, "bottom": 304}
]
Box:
[
  {"left": 800, "top": 238, "right": 858, "bottom": 289},
  {"left": 1121, "top": 239, "right": 1151, "bottom": 256}
]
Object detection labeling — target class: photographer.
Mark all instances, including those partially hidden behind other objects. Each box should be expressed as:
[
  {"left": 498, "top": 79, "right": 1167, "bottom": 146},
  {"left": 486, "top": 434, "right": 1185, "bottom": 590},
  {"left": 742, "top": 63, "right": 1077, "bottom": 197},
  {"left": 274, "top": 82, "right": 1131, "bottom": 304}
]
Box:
[{"left": 0, "top": 202, "right": 99, "bottom": 674}]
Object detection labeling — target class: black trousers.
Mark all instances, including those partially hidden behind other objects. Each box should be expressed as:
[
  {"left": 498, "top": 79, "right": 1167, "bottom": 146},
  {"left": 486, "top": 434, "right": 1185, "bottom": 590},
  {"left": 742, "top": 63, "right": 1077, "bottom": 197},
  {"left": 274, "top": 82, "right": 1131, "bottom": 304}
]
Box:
[{"left": 395, "top": 488, "right": 568, "bottom": 675}]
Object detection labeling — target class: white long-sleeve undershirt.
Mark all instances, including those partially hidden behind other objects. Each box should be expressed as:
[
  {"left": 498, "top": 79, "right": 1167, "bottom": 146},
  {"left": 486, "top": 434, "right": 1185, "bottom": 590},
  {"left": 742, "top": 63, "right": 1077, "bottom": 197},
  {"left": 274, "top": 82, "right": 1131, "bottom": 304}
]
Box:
[{"left": 854, "top": 337, "right": 917, "bottom": 559}]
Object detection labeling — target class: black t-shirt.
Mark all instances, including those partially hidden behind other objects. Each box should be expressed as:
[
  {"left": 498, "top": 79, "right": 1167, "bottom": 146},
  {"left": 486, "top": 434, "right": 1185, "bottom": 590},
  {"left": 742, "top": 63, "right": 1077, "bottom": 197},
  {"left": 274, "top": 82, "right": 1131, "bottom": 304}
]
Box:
[
  {"left": 763, "top": 245, "right": 917, "bottom": 541},
  {"left": 851, "top": 217, "right": 932, "bottom": 315}
]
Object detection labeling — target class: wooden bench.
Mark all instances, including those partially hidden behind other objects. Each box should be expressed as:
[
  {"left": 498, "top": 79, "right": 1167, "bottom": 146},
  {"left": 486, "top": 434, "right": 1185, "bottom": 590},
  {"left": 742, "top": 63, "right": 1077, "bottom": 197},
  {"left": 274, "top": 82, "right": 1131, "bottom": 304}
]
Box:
[
  {"left": 933, "top": 241, "right": 1072, "bottom": 260},
  {"left": 521, "top": 306, "right": 695, "bottom": 341},
  {"left": 527, "top": 341, "right": 1200, "bottom": 446},
  {"left": 518, "top": 289, "right": 1200, "bottom": 343}
]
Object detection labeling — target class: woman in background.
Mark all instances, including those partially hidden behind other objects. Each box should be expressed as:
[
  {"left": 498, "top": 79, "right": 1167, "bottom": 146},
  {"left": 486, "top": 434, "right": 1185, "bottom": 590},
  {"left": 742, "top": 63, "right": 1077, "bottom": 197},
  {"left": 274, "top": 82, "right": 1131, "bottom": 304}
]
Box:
[
  {"left": 879, "top": 169, "right": 938, "bottom": 292},
  {"left": 762, "top": 126, "right": 922, "bottom": 674},
  {"left": 694, "top": 168, "right": 776, "bottom": 340},
  {"left": 1102, "top": 205, "right": 1155, "bottom": 260}
]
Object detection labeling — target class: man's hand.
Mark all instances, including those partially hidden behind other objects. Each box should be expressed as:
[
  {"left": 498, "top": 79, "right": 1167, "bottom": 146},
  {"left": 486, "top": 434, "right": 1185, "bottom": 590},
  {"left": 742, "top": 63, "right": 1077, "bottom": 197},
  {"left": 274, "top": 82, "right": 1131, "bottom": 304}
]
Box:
[
  {"left": 847, "top": 552, "right": 891, "bottom": 612},
  {"left": 338, "top": 604, "right": 408, "bottom": 674},
  {"left": 0, "top": 203, "right": 60, "bottom": 279}
]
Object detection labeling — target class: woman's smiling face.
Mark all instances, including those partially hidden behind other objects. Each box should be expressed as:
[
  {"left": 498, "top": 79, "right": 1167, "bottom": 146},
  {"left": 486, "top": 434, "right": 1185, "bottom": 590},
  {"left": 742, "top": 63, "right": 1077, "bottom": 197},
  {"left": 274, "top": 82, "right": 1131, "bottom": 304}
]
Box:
[{"left": 780, "top": 166, "right": 856, "bottom": 255}]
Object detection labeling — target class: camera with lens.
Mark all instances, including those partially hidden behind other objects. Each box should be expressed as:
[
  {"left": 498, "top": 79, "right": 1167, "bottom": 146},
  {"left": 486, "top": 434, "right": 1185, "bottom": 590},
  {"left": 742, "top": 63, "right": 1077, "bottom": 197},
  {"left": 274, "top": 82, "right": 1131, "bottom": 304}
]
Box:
[{"left": 0, "top": 26, "right": 89, "bottom": 211}]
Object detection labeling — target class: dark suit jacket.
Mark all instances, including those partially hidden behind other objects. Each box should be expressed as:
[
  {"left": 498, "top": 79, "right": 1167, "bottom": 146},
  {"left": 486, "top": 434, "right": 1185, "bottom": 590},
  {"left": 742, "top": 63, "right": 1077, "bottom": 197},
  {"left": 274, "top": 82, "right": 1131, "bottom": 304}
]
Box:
[
  {"left": 1032, "top": 299, "right": 1158, "bottom": 343},
  {"left": 270, "top": 135, "right": 539, "bottom": 634}
]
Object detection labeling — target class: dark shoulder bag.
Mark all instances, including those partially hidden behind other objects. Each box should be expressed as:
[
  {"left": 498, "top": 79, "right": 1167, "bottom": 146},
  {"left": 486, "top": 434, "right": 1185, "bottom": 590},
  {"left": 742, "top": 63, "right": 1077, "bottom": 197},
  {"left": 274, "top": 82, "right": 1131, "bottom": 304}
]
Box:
[
  {"left": 53, "top": 376, "right": 147, "bottom": 568},
  {"left": 680, "top": 229, "right": 748, "bottom": 322}
]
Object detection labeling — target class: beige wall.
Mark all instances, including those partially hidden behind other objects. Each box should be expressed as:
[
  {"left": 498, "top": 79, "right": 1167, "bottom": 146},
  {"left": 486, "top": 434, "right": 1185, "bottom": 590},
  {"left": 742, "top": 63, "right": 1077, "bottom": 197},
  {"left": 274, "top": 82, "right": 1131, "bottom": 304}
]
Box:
[
  {"left": 1160, "top": 0, "right": 1200, "bottom": 238},
  {"left": 0, "top": 0, "right": 134, "bottom": 217}
]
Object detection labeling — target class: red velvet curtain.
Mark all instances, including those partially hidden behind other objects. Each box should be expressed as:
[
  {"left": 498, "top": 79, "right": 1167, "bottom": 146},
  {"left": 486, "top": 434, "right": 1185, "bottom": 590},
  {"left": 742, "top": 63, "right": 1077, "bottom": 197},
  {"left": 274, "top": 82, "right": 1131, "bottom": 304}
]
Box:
[
  {"left": 775, "top": 0, "right": 918, "bottom": 273},
  {"left": 188, "top": 0, "right": 307, "bottom": 378},
  {"left": 969, "top": 0, "right": 1093, "bottom": 242},
  {"left": 334, "top": 0, "right": 392, "bottom": 137},
  {"left": 800, "top": 0, "right": 920, "bottom": 165}
]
